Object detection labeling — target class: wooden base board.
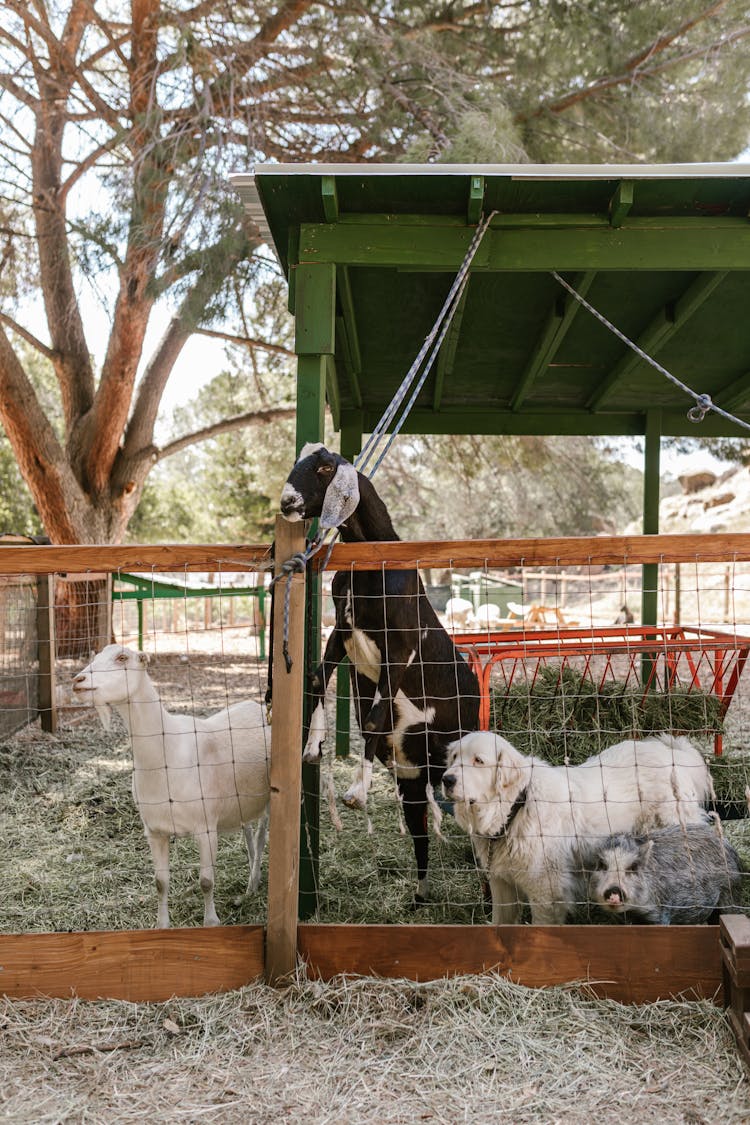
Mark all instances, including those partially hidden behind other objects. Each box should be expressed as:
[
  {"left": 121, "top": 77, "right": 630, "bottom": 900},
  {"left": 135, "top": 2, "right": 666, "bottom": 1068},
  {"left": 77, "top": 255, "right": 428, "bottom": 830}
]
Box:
[
  {"left": 0, "top": 923, "right": 726, "bottom": 1005},
  {"left": 0, "top": 926, "right": 265, "bottom": 1002},
  {"left": 299, "top": 923, "right": 723, "bottom": 1004}
]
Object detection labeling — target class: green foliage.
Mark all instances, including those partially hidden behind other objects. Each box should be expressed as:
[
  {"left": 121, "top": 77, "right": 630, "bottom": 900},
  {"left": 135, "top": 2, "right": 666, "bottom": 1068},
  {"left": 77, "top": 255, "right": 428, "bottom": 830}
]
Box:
[
  {"left": 373, "top": 434, "right": 643, "bottom": 540},
  {"left": 0, "top": 436, "right": 41, "bottom": 536}
]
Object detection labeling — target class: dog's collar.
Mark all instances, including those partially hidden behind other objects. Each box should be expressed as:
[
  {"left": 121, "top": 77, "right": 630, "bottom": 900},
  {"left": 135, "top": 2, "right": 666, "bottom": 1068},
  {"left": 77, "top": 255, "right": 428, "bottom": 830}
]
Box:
[{"left": 486, "top": 785, "right": 529, "bottom": 842}]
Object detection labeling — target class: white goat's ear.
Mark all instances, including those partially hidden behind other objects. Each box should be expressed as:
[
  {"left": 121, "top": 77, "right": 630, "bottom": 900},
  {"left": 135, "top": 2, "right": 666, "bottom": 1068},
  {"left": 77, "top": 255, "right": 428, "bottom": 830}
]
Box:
[
  {"left": 95, "top": 702, "right": 112, "bottom": 731},
  {"left": 319, "top": 461, "right": 360, "bottom": 528},
  {"left": 297, "top": 441, "right": 325, "bottom": 462}
]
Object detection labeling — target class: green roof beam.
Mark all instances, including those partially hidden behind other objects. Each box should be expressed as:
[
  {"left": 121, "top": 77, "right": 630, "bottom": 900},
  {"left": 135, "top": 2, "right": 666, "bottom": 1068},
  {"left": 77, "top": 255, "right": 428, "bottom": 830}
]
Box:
[
  {"left": 358, "top": 407, "right": 750, "bottom": 438},
  {"left": 587, "top": 270, "right": 728, "bottom": 411},
  {"left": 325, "top": 353, "right": 341, "bottom": 430},
  {"left": 467, "top": 175, "right": 485, "bottom": 224},
  {"left": 433, "top": 280, "right": 471, "bottom": 411},
  {"left": 300, "top": 220, "right": 750, "bottom": 271},
  {"left": 609, "top": 180, "right": 634, "bottom": 228},
  {"left": 336, "top": 266, "right": 362, "bottom": 407},
  {"left": 321, "top": 176, "right": 339, "bottom": 222},
  {"left": 716, "top": 368, "right": 750, "bottom": 413},
  {"left": 511, "top": 271, "right": 596, "bottom": 411}
]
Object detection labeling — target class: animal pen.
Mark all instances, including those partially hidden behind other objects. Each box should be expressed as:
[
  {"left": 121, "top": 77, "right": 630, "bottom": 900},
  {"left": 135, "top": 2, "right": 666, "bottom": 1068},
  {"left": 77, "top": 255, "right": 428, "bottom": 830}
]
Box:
[{"left": 5, "top": 161, "right": 750, "bottom": 1061}]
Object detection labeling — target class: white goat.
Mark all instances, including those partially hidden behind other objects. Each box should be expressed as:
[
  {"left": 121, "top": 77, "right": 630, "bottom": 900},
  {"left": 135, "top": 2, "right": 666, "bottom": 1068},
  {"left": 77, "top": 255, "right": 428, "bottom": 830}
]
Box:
[
  {"left": 73, "top": 644, "right": 271, "bottom": 928},
  {"left": 443, "top": 596, "right": 475, "bottom": 630}
]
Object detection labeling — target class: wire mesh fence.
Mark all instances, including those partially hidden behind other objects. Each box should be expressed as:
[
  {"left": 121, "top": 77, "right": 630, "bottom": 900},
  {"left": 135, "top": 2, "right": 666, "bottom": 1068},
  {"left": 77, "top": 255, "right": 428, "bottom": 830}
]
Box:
[{"left": 2, "top": 541, "right": 750, "bottom": 939}]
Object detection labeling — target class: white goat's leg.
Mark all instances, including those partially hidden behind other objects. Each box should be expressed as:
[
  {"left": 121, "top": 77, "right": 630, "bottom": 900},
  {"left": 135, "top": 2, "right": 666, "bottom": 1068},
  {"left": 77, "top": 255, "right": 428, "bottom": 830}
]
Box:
[
  {"left": 196, "top": 827, "right": 221, "bottom": 927},
  {"left": 145, "top": 830, "right": 171, "bottom": 929},
  {"left": 302, "top": 699, "right": 328, "bottom": 762},
  {"left": 243, "top": 810, "right": 269, "bottom": 894},
  {"left": 343, "top": 757, "right": 373, "bottom": 810}
]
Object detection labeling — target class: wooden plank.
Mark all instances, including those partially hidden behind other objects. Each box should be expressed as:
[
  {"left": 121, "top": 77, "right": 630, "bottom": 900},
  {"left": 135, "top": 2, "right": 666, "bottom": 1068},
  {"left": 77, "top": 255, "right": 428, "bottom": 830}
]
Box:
[
  {"left": 266, "top": 515, "right": 306, "bottom": 982},
  {"left": 321, "top": 175, "right": 339, "bottom": 222},
  {"left": 609, "top": 180, "right": 634, "bottom": 228},
  {"left": 294, "top": 262, "right": 336, "bottom": 355},
  {"left": 321, "top": 531, "right": 750, "bottom": 572},
  {"left": 300, "top": 219, "right": 750, "bottom": 272},
  {"left": 359, "top": 407, "right": 750, "bottom": 440},
  {"left": 0, "top": 927, "right": 264, "bottom": 1002},
  {"left": 298, "top": 924, "right": 723, "bottom": 1003},
  {"left": 0, "top": 544, "right": 271, "bottom": 576}
]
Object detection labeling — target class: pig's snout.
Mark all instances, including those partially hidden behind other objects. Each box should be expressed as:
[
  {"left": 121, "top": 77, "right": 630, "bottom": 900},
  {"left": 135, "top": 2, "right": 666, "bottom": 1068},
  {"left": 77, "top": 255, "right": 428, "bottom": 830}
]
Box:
[{"left": 603, "top": 885, "right": 625, "bottom": 907}]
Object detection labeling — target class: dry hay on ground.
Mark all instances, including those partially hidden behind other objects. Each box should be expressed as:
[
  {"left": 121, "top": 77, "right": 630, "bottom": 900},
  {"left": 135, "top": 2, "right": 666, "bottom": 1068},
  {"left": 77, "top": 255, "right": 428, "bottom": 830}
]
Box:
[{"left": 1, "top": 971, "right": 749, "bottom": 1124}]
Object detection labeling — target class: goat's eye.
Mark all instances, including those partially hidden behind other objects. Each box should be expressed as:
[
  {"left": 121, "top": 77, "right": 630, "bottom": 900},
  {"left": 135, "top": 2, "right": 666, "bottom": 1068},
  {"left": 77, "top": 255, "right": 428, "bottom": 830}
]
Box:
[
  {"left": 116, "top": 653, "right": 129, "bottom": 663},
  {"left": 317, "top": 463, "right": 335, "bottom": 476}
]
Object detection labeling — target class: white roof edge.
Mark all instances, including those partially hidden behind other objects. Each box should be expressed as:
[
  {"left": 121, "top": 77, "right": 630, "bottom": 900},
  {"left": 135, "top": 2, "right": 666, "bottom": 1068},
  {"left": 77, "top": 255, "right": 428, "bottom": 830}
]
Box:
[
  {"left": 231, "top": 160, "right": 750, "bottom": 181},
  {"left": 228, "top": 161, "right": 750, "bottom": 259}
]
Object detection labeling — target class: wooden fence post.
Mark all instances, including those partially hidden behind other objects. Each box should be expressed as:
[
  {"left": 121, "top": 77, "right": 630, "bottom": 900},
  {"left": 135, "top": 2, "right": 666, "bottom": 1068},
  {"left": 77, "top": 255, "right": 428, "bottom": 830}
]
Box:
[{"left": 265, "top": 515, "right": 306, "bottom": 983}]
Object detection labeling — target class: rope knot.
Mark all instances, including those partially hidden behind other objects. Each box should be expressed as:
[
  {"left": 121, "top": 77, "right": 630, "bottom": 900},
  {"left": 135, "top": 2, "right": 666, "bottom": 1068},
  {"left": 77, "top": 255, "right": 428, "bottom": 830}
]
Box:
[{"left": 687, "top": 393, "right": 713, "bottom": 423}]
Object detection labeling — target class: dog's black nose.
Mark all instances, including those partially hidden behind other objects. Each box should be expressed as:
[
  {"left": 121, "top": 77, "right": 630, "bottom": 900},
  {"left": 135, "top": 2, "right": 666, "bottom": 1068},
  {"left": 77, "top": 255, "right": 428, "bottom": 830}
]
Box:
[{"left": 442, "top": 774, "right": 455, "bottom": 793}]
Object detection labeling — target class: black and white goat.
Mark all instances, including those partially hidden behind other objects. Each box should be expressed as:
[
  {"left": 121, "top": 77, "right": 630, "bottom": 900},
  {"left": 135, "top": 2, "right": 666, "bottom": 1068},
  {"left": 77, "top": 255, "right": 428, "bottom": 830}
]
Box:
[{"left": 280, "top": 442, "right": 480, "bottom": 902}]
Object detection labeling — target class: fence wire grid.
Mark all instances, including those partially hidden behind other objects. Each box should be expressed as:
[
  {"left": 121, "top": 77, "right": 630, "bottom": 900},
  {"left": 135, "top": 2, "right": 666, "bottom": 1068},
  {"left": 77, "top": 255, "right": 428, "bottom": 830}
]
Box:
[{"left": 1, "top": 553, "right": 750, "bottom": 933}]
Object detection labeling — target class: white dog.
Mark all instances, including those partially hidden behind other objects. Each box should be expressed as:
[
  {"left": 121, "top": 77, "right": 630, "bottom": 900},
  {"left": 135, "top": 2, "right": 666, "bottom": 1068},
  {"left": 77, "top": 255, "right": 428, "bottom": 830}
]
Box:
[{"left": 442, "top": 731, "right": 715, "bottom": 925}]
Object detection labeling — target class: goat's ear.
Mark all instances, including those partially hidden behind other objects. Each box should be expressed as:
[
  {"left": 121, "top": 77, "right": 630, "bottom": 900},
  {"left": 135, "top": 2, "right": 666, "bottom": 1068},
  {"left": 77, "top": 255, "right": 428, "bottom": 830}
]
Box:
[
  {"left": 95, "top": 702, "right": 112, "bottom": 731},
  {"left": 320, "top": 461, "right": 360, "bottom": 528}
]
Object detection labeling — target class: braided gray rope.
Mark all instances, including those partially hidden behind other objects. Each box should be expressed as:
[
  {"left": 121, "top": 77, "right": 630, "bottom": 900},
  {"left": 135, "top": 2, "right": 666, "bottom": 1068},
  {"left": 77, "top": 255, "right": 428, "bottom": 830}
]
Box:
[
  {"left": 274, "top": 211, "right": 500, "bottom": 672},
  {"left": 552, "top": 270, "right": 750, "bottom": 433}
]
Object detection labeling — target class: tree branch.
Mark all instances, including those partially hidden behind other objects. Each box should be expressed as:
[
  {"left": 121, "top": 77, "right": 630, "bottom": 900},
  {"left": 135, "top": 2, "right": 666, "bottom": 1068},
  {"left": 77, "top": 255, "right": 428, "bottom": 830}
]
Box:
[
  {"left": 195, "top": 327, "right": 294, "bottom": 358},
  {"left": 155, "top": 407, "right": 295, "bottom": 462},
  {"left": 0, "top": 313, "right": 54, "bottom": 359},
  {"left": 518, "top": 0, "right": 735, "bottom": 122}
]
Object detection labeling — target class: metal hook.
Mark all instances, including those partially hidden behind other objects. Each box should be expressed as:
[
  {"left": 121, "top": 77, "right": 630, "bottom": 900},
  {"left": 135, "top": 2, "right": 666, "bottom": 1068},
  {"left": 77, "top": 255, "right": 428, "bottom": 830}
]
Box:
[{"left": 687, "top": 393, "right": 712, "bottom": 423}]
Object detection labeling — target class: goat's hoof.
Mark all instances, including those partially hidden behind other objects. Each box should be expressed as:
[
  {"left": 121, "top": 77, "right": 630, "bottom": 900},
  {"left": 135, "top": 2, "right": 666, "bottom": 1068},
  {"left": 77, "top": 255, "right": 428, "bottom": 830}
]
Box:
[
  {"left": 302, "top": 745, "right": 323, "bottom": 764},
  {"left": 342, "top": 789, "right": 366, "bottom": 810}
]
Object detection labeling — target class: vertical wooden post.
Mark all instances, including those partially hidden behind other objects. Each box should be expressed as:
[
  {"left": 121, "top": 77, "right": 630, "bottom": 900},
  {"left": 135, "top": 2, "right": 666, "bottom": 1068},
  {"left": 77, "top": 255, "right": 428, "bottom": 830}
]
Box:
[
  {"left": 266, "top": 515, "right": 306, "bottom": 983},
  {"left": 294, "top": 260, "right": 336, "bottom": 920},
  {"left": 36, "top": 575, "right": 57, "bottom": 734}
]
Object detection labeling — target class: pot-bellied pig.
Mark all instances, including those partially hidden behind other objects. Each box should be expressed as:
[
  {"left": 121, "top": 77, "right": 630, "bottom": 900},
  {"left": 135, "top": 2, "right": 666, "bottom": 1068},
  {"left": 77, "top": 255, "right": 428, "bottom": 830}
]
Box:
[{"left": 583, "top": 822, "right": 743, "bottom": 925}]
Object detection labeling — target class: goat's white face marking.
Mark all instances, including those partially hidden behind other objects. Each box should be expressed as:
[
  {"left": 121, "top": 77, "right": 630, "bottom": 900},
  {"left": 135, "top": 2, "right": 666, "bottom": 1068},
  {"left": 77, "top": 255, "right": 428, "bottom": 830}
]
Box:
[{"left": 280, "top": 482, "right": 304, "bottom": 521}]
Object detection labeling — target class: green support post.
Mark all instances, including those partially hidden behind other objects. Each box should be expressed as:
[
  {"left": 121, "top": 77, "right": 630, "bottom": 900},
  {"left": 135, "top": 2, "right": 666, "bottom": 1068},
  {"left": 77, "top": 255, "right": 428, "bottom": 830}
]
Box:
[
  {"left": 641, "top": 410, "right": 661, "bottom": 683},
  {"left": 335, "top": 411, "right": 363, "bottom": 758},
  {"left": 294, "top": 261, "right": 336, "bottom": 921}
]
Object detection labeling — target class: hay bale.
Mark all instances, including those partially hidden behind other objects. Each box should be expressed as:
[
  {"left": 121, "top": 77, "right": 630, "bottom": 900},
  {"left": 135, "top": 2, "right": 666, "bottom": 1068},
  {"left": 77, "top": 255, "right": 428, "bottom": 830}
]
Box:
[{"left": 490, "top": 665, "right": 724, "bottom": 765}]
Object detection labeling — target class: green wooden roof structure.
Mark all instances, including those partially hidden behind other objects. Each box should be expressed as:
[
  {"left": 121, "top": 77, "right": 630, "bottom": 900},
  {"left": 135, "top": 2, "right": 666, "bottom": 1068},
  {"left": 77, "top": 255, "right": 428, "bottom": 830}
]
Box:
[{"left": 232, "top": 162, "right": 750, "bottom": 449}]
